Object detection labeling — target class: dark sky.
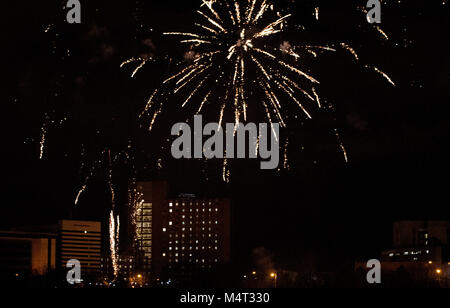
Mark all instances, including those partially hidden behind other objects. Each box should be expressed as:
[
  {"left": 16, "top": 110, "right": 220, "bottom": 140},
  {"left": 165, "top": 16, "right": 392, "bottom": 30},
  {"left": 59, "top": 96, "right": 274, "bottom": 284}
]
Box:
[{"left": 1, "top": 0, "right": 449, "bottom": 270}]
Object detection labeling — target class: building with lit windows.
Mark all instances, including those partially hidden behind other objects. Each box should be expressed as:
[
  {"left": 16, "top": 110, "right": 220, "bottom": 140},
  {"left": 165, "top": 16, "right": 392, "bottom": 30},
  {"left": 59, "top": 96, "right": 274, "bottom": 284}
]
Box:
[
  {"left": 129, "top": 181, "right": 231, "bottom": 283},
  {"left": 59, "top": 220, "right": 102, "bottom": 277},
  {"left": 378, "top": 221, "right": 450, "bottom": 283}
]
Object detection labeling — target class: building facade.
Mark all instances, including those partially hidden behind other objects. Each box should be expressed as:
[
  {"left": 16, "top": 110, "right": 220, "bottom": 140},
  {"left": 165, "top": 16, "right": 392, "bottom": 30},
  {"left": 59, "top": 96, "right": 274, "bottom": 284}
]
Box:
[
  {"left": 129, "top": 181, "right": 231, "bottom": 283},
  {"left": 0, "top": 230, "right": 57, "bottom": 280},
  {"left": 380, "top": 221, "right": 450, "bottom": 283},
  {"left": 59, "top": 220, "right": 102, "bottom": 278}
]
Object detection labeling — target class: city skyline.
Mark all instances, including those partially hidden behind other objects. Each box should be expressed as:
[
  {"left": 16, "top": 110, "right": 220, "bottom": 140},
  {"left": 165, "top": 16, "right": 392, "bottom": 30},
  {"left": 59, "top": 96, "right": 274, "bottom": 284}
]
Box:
[{"left": 1, "top": 0, "right": 449, "bottom": 290}]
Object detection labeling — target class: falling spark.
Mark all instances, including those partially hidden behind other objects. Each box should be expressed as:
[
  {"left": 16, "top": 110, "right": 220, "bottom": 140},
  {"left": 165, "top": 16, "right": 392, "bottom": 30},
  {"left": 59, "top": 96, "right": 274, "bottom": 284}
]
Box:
[
  {"left": 335, "top": 129, "right": 349, "bottom": 163},
  {"left": 74, "top": 185, "right": 86, "bottom": 205},
  {"left": 39, "top": 124, "right": 47, "bottom": 160},
  {"left": 367, "top": 65, "right": 396, "bottom": 86},
  {"left": 376, "top": 26, "right": 389, "bottom": 41},
  {"left": 283, "top": 137, "right": 290, "bottom": 170},
  {"left": 340, "top": 43, "right": 359, "bottom": 61},
  {"left": 312, "top": 87, "right": 321, "bottom": 108},
  {"left": 223, "top": 157, "right": 230, "bottom": 183},
  {"left": 121, "top": 57, "right": 152, "bottom": 78}
]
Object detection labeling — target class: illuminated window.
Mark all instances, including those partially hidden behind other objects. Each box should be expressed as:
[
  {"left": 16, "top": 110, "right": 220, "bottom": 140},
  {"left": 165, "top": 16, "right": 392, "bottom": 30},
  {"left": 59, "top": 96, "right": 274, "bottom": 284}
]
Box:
[
  {"left": 162, "top": 228, "right": 167, "bottom": 232},
  {"left": 169, "top": 203, "right": 173, "bottom": 207},
  {"left": 169, "top": 221, "right": 173, "bottom": 226}
]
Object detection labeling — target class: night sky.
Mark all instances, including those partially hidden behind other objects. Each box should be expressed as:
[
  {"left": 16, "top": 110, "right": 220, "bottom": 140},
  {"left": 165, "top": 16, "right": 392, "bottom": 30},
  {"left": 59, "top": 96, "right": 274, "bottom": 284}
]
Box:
[{"left": 2, "top": 0, "right": 450, "bottom": 271}]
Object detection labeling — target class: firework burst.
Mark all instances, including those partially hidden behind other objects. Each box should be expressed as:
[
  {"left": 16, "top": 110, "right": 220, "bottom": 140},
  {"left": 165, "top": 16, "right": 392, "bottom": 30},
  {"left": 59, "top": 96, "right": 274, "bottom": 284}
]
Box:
[
  {"left": 122, "top": 0, "right": 396, "bottom": 174},
  {"left": 122, "top": 0, "right": 342, "bottom": 130}
]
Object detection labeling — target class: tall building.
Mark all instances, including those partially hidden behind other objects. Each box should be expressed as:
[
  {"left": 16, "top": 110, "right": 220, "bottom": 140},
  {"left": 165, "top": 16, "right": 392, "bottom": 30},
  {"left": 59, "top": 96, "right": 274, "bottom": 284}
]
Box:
[
  {"left": 129, "top": 181, "right": 231, "bottom": 283},
  {"left": 59, "top": 220, "right": 102, "bottom": 278},
  {"left": 0, "top": 230, "right": 57, "bottom": 281}
]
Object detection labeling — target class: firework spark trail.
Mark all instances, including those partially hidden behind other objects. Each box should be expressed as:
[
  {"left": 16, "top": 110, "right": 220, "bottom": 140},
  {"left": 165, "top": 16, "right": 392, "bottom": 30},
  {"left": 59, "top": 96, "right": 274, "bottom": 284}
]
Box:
[
  {"left": 312, "top": 87, "right": 321, "bottom": 108},
  {"left": 367, "top": 65, "right": 396, "bottom": 86},
  {"left": 74, "top": 149, "right": 107, "bottom": 205},
  {"left": 74, "top": 148, "right": 133, "bottom": 205},
  {"left": 222, "top": 157, "right": 230, "bottom": 183},
  {"left": 283, "top": 137, "right": 290, "bottom": 170},
  {"left": 359, "top": 6, "right": 390, "bottom": 41},
  {"left": 38, "top": 113, "right": 67, "bottom": 160},
  {"left": 335, "top": 129, "right": 349, "bottom": 163},
  {"left": 376, "top": 26, "right": 389, "bottom": 41},
  {"left": 74, "top": 185, "right": 86, "bottom": 206},
  {"left": 109, "top": 211, "right": 120, "bottom": 278},
  {"left": 121, "top": 57, "right": 154, "bottom": 78},
  {"left": 129, "top": 187, "right": 144, "bottom": 245},
  {"left": 39, "top": 122, "right": 48, "bottom": 160}
]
